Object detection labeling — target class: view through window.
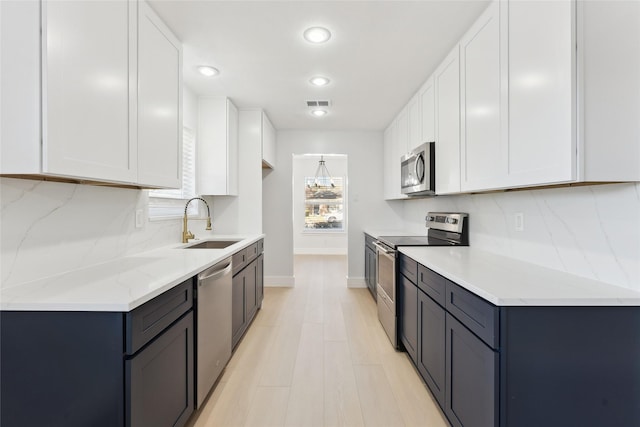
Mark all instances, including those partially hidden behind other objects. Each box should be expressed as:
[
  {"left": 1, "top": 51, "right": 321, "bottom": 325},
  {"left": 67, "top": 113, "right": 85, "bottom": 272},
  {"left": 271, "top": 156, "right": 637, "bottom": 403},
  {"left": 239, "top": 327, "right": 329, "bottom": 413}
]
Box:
[{"left": 304, "top": 176, "right": 344, "bottom": 231}]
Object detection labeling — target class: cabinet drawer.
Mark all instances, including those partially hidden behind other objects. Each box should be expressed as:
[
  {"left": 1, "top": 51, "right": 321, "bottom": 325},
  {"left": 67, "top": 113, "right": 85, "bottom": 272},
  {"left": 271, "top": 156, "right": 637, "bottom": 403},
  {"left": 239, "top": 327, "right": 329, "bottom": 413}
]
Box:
[
  {"left": 232, "top": 248, "right": 247, "bottom": 276},
  {"left": 445, "top": 281, "right": 499, "bottom": 349},
  {"left": 126, "top": 279, "right": 193, "bottom": 355},
  {"left": 418, "top": 265, "right": 447, "bottom": 307},
  {"left": 399, "top": 254, "right": 418, "bottom": 284},
  {"left": 257, "top": 239, "right": 264, "bottom": 254},
  {"left": 245, "top": 242, "right": 259, "bottom": 263}
]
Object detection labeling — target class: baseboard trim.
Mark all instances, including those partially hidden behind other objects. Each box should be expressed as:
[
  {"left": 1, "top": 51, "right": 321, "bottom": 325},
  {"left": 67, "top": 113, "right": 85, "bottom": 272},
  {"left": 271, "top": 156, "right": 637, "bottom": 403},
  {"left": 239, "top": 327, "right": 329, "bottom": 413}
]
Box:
[
  {"left": 264, "top": 275, "right": 295, "bottom": 287},
  {"left": 293, "top": 248, "right": 348, "bottom": 255},
  {"left": 347, "top": 276, "right": 367, "bottom": 288}
]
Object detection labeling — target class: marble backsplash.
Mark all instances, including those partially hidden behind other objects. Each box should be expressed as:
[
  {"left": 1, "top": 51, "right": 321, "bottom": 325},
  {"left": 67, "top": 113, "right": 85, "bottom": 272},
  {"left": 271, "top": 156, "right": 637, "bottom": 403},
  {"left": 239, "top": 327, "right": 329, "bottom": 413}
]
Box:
[
  {"left": 0, "top": 178, "right": 211, "bottom": 288},
  {"left": 402, "top": 182, "right": 640, "bottom": 291},
  {"left": 2, "top": 177, "right": 639, "bottom": 293}
]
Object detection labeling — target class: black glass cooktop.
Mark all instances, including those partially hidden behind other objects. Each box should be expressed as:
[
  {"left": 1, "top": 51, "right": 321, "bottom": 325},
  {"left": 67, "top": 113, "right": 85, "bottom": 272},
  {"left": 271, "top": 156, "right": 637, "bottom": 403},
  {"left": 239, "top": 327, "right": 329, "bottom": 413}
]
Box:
[
  {"left": 378, "top": 232, "right": 467, "bottom": 248},
  {"left": 377, "top": 235, "right": 453, "bottom": 248}
]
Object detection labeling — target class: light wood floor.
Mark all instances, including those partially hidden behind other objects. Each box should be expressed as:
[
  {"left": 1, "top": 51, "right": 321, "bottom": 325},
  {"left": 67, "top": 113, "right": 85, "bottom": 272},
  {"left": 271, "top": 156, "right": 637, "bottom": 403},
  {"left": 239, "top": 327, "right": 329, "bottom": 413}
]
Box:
[{"left": 187, "top": 255, "right": 449, "bottom": 427}]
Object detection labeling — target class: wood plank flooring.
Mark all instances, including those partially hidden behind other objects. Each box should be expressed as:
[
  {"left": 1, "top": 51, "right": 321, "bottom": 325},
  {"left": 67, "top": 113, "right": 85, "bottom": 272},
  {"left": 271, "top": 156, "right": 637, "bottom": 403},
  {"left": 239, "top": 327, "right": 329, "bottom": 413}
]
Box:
[{"left": 187, "top": 255, "right": 449, "bottom": 427}]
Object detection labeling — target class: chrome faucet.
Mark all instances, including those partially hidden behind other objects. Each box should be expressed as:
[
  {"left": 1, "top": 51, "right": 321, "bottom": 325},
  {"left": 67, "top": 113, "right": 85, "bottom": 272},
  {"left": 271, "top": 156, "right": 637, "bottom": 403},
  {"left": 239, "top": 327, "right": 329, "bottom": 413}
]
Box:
[{"left": 183, "top": 197, "right": 212, "bottom": 243}]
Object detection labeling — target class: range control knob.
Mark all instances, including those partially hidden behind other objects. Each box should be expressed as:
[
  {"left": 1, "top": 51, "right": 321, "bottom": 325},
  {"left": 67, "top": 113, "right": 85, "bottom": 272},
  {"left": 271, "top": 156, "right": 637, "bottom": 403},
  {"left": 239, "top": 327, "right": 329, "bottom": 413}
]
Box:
[
  {"left": 426, "top": 216, "right": 435, "bottom": 222},
  {"left": 446, "top": 217, "right": 458, "bottom": 224}
]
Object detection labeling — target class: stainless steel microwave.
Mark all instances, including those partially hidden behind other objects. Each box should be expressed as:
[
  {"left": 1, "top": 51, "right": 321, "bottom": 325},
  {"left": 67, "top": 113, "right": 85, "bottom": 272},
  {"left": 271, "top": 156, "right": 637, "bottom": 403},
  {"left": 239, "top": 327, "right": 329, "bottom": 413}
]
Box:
[{"left": 401, "top": 142, "right": 435, "bottom": 196}]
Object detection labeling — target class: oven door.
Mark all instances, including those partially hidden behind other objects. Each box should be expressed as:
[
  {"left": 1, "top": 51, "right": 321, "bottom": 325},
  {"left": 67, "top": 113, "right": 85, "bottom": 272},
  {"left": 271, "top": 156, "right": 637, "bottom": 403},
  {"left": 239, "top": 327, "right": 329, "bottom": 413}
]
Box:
[{"left": 374, "top": 241, "right": 397, "bottom": 347}]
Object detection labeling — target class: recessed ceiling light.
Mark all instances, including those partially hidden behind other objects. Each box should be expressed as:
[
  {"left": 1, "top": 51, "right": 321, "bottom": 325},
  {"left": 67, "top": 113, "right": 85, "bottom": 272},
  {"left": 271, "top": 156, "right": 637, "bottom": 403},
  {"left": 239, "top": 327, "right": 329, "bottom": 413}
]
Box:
[
  {"left": 197, "top": 66, "right": 219, "bottom": 77},
  {"left": 303, "top": 27, "right": 331, "bottom": 44},
  {"left": 311, "top": 109, "right": 328, "bottom": 117},
  {"left": 310, "top": 76, "right": 330, "bottom": 87}
]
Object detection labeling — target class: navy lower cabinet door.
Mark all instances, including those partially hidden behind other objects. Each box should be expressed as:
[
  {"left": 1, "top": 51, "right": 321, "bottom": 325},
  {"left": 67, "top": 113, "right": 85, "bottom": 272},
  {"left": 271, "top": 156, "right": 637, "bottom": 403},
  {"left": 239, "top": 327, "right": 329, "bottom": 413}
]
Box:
[
  {"left": 417, "top": 291, "right": 446, "bottom": 408},
  {"left": 399, "top": 275, "right": 418, "bottom": 362},
  {"left": 445, "top": 313, "right": 498, "bottom": 427},
  {"left": 126, "top": 311, "right": 194, "bottom": 427}
]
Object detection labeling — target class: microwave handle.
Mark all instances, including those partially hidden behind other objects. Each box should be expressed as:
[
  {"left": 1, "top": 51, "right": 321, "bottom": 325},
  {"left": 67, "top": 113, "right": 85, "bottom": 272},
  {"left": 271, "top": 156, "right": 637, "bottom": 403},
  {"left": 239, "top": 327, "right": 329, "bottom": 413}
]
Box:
[{"left": 415, "top": 153, "right": 425, "bottom": 182}]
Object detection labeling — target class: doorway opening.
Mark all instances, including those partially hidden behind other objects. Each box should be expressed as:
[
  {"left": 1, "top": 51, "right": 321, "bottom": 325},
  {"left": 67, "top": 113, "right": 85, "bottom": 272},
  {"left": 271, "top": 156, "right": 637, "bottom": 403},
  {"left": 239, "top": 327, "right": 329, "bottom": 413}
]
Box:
[{"left": 292, "top": 154, "right": 348, "bottom": 257}]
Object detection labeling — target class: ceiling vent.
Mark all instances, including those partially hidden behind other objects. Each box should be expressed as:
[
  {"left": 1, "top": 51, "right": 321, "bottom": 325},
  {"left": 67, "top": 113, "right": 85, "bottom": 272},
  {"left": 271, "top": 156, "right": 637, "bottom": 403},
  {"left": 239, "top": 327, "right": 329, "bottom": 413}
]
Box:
[{"left": 306, "top": 100, "right": 331, "bottom": 107}]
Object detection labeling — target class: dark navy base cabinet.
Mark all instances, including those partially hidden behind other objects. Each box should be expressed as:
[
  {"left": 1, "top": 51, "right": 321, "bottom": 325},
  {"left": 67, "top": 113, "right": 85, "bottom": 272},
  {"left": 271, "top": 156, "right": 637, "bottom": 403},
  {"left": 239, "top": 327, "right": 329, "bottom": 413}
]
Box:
[
  {"left": 445, "top": 313, "right": 498, "bottom": 427},
  {"left": 0, "top": 311, "right": 125, "bottom": 427},
  {"left": 397, "top": 254, "right": 640, "bottom": 427},
  {"left": 399, "top": 274, "right": 418, "bottom": 363},
  {"left": 417, "top": 289, "right": 446, "bottom": 408},
  {"left": 0, "top": 278, "right": 195, "bottom": 427},
  {"left": 499, "top": 306, "right": 640, "bottom": 427},
  {"left": 364, "top": 234, "right": 377, "bottom": 300},
  {"left": 232, "top": 242, "right": 264, "bottom": 349}
]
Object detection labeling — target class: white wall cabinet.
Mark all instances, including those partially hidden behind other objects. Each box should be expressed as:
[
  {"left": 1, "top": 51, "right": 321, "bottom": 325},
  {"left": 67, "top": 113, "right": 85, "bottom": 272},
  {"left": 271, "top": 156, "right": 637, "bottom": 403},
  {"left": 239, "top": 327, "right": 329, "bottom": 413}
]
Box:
[
  {"left": 578, "top": 0, "right": 639, "bottom": 182},
  {"left": 396, "top": 107, "right": 410, "bottom": 156},
  {"left": 419, "top": 76, "right": 435, "bottom": 144},
  {"left": 459, "top": 0, "right": 506, "bottom": 192},
  {"left": 261, "top": 112, "right": 276, "bottom": 169},
  {"left": 386, "top": 0, "right": 639, "bottom": 196},
  {"left": 0, "top": 0, "right": 182, "bottom": 188},
  {"left": 137, "top": 1, "right": 182, "bottom": 188},
  {"left": 434, "top": 47, "right": 461, "bottom": 195},
  {"left": 383, "top": 120, "right": 406, "bottom": 200},
  {"left": 457, "top": 0, "right": 638, "bottom": 192},
  {"left": 506, "top": 0, "right": 574, "bottom": 187},
  {"left": 197, "top": 97, "right": 239, "bottom": 196},
  {"left": 408, "top": 95, "right": 421, "bottom": 151},
  {"left": 43, "top": 0, "right": 136, "bottom": 183}
]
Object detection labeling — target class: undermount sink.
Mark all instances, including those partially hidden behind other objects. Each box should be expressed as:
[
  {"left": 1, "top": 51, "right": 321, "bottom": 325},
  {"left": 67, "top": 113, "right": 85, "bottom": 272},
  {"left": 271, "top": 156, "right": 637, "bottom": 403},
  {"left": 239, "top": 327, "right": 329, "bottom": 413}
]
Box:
[{"left": 184, "top": 240, "right": 241, "bottom": 249}]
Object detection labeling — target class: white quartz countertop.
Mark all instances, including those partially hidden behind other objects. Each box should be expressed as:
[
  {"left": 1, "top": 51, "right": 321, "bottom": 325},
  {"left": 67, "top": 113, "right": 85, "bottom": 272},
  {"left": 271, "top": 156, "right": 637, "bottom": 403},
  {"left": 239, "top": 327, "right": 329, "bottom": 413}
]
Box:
[
  {"left": 0, "top": 234, "right": 264, "bottom": 312},
  {"left": 399, "top": 246, "right": 640, "bottom": 306}
]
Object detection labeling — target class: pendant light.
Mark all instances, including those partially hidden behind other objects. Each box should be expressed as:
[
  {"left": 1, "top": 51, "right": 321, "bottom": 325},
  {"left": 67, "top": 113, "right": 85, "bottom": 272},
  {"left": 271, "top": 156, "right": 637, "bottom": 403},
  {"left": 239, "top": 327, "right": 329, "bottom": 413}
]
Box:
[{"left": 308, "top": 155, "right": 335, "bottom": 189}]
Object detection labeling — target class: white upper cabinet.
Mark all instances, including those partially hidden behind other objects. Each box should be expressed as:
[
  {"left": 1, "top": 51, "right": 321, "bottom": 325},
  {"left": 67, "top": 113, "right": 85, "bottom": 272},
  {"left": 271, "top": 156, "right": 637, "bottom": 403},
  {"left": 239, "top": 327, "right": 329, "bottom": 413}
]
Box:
[
  {"left": 579, "top": 0, "right": 639, "bottom": 182},
  {"left": 419, "top": 76, "right": 435, "bottom": 144},
  {"left": 261, "top": 112, "right": 276, "bottom": 169},
  {"left": 459, "top": 0, "right": 506, "bottom": 192},
  {"left": 0, "top": 0, "right": 182, "bottom": 188},
  {"left": 137, "top": 1, "right": 182, "bottom": 188},
  {"left": 407, "top": 94, "right": 421, "bottom": 151},
  {"left": 383, "top": 119, "right": 406, "bottom": 200},
  {"left": 197, "top": 97, "right": 239, "bottom": 196},
  {"left": 396, "top": 106, "right": 410, "bottom": 156},
  {"left": 435, "top": 47, "right": 461, "bottom": 195},
  {"left": 43, "top": 0, "right": 136, "bottom": 183},
  {"left": 507, "top": 0, "right": 574, "bottom": 186}
]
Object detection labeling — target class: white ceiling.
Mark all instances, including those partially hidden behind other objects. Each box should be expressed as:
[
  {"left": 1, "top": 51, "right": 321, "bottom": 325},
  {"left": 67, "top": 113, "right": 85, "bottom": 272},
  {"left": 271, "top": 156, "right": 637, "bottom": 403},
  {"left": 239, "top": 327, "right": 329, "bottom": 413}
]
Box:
[{"left": 148, "top": 0, "right": 490, "bottom": 131}]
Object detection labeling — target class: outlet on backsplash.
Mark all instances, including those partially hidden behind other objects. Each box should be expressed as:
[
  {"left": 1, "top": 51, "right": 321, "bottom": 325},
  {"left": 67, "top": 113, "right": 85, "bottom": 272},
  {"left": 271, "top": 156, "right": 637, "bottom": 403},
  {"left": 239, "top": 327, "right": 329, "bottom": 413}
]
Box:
[{"left": 514, "top": 213, "right": 524, "bottom": 232}]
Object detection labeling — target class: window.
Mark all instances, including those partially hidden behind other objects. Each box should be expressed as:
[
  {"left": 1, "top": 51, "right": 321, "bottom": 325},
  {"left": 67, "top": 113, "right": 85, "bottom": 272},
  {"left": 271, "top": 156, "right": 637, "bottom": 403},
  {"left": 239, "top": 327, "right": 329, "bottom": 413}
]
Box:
[
  {"left": 303, "top": 176, "right": 344, "bottom": 231},
  {"left": 148, "top": 126, "right": 198, "bottom": 218}
]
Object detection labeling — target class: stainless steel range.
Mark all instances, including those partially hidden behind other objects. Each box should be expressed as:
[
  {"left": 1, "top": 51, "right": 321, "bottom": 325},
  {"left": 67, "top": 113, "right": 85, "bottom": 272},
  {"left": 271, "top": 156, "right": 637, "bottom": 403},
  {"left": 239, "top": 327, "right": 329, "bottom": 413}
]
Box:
[{"left": 374, "top": 212, "right": 468, "bottom": 347}]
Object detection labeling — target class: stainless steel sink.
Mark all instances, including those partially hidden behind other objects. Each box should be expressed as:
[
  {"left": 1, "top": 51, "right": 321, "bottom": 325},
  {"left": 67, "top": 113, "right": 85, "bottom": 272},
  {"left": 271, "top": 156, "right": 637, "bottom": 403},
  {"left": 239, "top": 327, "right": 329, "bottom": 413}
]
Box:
[{"left": 184, "top": 240, "right": 241, "bottom": 249}]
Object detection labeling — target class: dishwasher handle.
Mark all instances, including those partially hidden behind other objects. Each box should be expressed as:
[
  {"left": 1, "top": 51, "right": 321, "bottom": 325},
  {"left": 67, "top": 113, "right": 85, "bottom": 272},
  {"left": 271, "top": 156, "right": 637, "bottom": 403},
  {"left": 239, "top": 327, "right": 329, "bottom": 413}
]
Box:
[{"left": 198, "top": 260, "right": 232, "bottom": 283}]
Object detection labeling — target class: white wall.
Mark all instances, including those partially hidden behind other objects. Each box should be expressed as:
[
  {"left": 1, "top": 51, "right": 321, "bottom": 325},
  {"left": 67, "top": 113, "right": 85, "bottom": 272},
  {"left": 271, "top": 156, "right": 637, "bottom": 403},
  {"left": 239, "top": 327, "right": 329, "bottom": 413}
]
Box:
[
  {"left": 292, "top": 154, "right": 348, "bottom": 255},
  {"left": 262, "top": 130, "right": 404, "bottom": 287},
  {"left": 398, "top": 183, "right": 640, "bottom": 291}
]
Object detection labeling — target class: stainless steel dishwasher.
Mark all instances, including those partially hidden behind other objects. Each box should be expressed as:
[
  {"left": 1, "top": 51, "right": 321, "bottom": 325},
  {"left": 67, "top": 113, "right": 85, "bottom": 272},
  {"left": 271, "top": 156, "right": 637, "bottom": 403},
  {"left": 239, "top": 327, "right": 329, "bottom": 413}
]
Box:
[{"left": 195, "top": 257, "right": 232, "bottom": 408}]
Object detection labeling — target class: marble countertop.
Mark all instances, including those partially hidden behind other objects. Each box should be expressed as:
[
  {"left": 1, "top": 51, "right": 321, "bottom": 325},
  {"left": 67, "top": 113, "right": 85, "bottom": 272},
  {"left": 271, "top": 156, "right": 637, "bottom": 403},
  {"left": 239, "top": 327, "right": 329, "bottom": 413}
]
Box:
[
  {"left": 0, "top": 234, "right": 264, "bottom": 312},
  {"left": 399, "top": 246, "right": 640, "bottom": 306}
]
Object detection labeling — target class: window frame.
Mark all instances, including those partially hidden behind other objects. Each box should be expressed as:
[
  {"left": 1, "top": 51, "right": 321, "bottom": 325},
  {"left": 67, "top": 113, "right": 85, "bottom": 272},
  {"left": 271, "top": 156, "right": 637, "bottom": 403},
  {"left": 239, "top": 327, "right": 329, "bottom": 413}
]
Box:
[{"left": 302, "top": 175, "right": 346, "bottom": 234}]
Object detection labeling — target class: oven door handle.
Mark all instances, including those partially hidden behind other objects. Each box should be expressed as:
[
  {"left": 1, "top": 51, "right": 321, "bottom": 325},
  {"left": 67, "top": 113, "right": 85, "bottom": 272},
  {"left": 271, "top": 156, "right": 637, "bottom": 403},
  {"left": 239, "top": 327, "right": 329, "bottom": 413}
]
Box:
[{"left": 373, "top": 241, "right": 395, "bottom": 256}]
